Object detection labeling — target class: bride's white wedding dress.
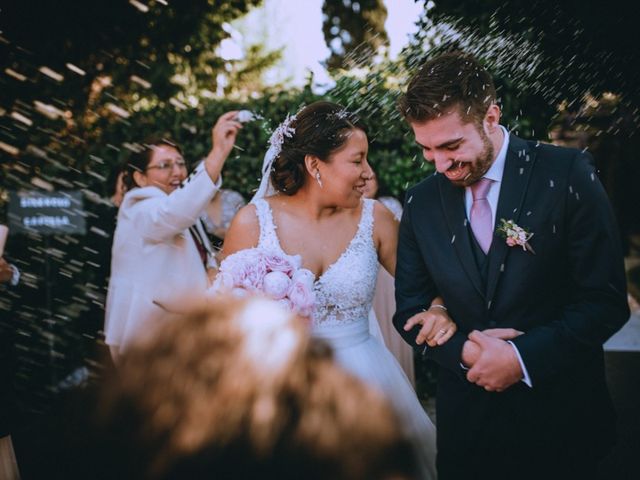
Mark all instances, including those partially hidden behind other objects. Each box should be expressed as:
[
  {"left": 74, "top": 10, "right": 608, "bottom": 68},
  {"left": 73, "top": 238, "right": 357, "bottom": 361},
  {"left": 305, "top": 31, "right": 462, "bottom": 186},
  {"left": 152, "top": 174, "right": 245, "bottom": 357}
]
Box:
[{"left": 254, "top": 198, "right": 437, "bottom": 479}]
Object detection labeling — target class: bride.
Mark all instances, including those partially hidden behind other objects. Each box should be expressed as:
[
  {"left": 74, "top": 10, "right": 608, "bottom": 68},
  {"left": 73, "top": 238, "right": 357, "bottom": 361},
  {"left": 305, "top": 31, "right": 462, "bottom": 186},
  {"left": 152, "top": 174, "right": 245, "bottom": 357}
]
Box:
[{"left": 222, "top": 101, "right": 456, "bottom": 479}]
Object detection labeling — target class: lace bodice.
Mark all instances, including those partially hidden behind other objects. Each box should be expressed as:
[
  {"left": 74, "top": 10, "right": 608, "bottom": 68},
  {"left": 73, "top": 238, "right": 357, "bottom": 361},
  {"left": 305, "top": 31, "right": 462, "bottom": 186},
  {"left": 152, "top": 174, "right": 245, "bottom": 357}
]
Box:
[{"left": 254, "top": 198, "right": 379, "bottom": 328}]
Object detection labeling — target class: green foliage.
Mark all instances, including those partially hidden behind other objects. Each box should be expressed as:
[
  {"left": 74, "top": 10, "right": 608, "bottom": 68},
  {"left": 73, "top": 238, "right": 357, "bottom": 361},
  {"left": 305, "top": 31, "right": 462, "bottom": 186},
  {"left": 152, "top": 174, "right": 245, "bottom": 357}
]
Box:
[
  {"left": 401, "top": 15, "right": 559, "bottom": 139},
  {"left": 322, "top": 0, "right": 389, "bottom": 70},
  {"left": 0, "top": 0, "right": 277, "bottom": 199},
  {"left": 0, "top": 0, "right": 263, "bottom": 115},
  {"left": 81, "top": 71, "right": 434, "bottom": 203},
  {"left": 424, "top": 0, "right": 640, "bottom": 127}
]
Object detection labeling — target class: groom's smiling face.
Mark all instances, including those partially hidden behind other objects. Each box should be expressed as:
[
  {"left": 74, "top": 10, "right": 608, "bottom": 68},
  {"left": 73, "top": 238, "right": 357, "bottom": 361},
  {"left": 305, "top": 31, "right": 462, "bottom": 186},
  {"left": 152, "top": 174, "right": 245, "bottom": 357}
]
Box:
[{"left": 411, "top": 106, "right": 498, "bottom": 187}]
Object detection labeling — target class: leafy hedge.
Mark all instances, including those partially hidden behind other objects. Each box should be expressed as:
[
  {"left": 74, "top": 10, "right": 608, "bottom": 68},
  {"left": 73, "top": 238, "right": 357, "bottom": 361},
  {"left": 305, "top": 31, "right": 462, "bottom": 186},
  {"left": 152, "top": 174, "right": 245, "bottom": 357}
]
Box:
[
  {"left": 83, "top": 67, "right": 553, "bottom": 206},
  {"left": 89, "top": 73, "right": 434, "bottom": 203}
]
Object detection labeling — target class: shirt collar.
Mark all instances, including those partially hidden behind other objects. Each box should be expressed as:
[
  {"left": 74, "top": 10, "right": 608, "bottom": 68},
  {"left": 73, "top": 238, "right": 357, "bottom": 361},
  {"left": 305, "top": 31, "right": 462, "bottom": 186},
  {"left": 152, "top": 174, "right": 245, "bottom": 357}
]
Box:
[{"left": 483, "top": 125, "right": 509, "bottom": 183}]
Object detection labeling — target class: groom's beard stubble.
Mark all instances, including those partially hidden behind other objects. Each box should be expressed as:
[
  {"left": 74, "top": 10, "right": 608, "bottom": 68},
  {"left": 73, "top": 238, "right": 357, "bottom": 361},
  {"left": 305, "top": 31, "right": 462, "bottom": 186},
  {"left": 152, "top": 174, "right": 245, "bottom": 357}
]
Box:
[{"left": 453, "top": 132, "right": 495, "bottom": 188}]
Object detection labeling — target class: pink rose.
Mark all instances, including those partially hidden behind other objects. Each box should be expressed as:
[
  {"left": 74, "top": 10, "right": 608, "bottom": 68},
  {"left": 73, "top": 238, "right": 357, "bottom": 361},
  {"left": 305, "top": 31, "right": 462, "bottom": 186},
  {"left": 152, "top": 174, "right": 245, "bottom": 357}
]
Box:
[
  {"left": 231, "top": 287, "right": 249, "bottom": 298},
  {"left": 506, "top": 237, "right": 518, "bottom": 247},
  {"left": 214, "top": 271, "right": 236, "bottom": 290},
  {"left": 277, "top": 298, "right": 293, "bottom": 311},
  {"left": 263, "top": 271, "right": 292, "bottom": 300},
  {"left": 215, "top": 249, "right": 268, "bottom": 292},
  {"left": 264, "top": 252, "right": 300, "bottom": 275},
  {"left": 240, "top": 265, "right": 265, "bottom": 291},
  {"left": 288, "top": 278, "right": 315, "bottom": 317},
  {"left": 291, "top": 268, "right": 315, "bottom": 290}
]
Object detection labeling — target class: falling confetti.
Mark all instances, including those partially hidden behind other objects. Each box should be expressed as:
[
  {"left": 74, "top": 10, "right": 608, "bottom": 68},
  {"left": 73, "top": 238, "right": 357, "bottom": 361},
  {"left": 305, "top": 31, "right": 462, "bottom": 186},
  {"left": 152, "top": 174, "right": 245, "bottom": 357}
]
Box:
[
  {"left": 65, "top": 63, "right": 86, "bottom": 76},
  {"left": 39, "top": 66, "right": 64, "bottom": 82}
]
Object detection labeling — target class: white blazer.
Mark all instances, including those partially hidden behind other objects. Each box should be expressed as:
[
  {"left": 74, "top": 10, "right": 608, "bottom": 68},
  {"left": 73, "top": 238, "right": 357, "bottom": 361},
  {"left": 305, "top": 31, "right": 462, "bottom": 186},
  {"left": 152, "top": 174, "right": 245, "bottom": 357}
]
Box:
[{"left": 104, "top": 165, "right": 220, "bottom": 352}]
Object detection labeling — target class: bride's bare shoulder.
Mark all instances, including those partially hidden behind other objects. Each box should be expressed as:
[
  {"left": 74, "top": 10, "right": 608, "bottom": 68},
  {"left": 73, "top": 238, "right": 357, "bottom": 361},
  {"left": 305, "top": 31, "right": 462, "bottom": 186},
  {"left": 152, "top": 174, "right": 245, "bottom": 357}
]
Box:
[
  {"left": 263, "top": 195, "right": 301, "bottom": 219},
  {"left": 264, "top": 194, "right": 286, "bottom": 210},
  {"left": 222, "top": 204, "right": 260, "bottom": 255},
  {"left": 372, "top": 199, "right": 397, "bottom": 224},
  {"left": 371, "top": 199, "right": 399, "bottom": 242},
  {"left": 230, "top": 203, "right": 259, "bottom": 227}
]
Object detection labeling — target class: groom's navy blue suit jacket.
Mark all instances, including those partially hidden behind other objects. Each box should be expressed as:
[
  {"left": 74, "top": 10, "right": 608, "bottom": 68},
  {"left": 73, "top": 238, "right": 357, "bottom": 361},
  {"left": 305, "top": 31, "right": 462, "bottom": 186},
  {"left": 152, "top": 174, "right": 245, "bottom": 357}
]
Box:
[{"left": 394, "top": 134, "right": 629, "bottom": 477}]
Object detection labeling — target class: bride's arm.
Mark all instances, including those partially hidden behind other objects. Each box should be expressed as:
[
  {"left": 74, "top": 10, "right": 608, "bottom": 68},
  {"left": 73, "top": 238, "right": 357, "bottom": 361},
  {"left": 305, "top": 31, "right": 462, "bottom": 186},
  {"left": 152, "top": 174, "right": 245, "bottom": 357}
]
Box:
[
  {"left": 373, "top": 201, "right": 456, "bottom": 345},
  {"left": 373, "top": 201, "right": 398, "bottom": 277},
  {"left": 219, "top": 204, "right": 260, "bottom": 260}
]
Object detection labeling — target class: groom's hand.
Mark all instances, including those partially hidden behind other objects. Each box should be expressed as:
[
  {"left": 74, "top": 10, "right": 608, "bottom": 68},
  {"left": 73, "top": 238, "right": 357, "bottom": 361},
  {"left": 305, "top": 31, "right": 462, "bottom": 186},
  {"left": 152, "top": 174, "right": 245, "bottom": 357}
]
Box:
[
  {"left": 461, "top": 339, "right": 481, "bottom": 368},
  {"left": 465, "top": 330, "right": 523, "bottom": 392},
  {"left": 481, "top": 328, "right": 523, "bottom": 340}
]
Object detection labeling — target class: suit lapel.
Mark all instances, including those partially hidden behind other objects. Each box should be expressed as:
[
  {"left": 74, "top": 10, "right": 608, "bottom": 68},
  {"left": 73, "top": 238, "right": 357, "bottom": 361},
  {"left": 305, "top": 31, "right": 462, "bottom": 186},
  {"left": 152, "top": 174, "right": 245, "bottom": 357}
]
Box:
[
  {"left": 438, "top": 175, "right": 485, "bottom": 299},
  {"left": 485, "top": 134, "right": 537, "bottom": 307}
]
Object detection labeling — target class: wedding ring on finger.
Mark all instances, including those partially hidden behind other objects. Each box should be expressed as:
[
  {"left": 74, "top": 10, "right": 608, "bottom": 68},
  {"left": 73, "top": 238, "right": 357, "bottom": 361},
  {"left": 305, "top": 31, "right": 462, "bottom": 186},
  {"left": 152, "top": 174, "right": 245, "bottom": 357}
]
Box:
[{"left": 438, "top": 328, "right": 447, "bottom": 336}]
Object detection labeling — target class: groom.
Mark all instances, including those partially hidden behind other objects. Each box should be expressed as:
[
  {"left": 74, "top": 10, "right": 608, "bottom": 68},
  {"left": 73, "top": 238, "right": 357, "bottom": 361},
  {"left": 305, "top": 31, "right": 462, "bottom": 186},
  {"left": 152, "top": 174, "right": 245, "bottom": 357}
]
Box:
[{"left": 393, "top": 52, "right": 629, "bottom": 480}]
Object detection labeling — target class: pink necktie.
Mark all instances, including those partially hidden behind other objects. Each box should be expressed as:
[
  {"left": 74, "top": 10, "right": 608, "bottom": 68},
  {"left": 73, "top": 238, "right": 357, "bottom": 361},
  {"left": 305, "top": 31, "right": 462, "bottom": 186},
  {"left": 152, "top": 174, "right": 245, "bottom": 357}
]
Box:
[{"left": 470, "top": 178, "right": 493, "bottom": 254}]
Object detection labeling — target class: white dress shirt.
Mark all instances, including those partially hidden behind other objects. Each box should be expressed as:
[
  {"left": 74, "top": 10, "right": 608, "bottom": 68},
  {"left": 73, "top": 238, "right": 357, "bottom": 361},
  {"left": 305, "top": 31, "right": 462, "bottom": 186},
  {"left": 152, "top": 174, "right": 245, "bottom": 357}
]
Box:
[{"left": 463, "top": 126, "right": 533, "bottom": 388}]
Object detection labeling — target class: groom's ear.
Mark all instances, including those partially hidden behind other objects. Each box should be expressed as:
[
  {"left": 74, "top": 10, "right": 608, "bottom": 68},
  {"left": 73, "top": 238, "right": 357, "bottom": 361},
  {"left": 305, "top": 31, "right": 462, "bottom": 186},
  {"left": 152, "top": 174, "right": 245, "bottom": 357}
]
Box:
[
  {"left": 304, "top": 154, "right": 320, "bottom": 175},
  {"left": 484, "top": 104, "right": 501, "bottom": 133}
]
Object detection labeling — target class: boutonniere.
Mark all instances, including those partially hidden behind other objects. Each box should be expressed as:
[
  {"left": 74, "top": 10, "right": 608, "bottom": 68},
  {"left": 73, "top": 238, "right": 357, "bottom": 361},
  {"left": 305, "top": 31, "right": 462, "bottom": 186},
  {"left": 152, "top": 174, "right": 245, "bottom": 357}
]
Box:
[{"left": 496, "top": 219, "right": 536, "bottom": 254}]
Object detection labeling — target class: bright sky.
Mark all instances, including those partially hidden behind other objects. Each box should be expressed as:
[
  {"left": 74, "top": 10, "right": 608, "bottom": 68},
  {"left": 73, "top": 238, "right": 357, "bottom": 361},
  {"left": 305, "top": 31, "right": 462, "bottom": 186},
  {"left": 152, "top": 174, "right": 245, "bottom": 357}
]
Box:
[{"left": 218, "top": 0, "right": 425, "bottom": 90}]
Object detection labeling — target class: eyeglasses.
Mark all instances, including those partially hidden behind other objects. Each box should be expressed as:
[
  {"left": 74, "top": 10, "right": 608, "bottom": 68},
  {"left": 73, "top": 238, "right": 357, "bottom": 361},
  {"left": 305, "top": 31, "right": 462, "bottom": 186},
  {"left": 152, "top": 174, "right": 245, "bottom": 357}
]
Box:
[{"left": 146, "top": 160, "right": 187, "bottom": 172}]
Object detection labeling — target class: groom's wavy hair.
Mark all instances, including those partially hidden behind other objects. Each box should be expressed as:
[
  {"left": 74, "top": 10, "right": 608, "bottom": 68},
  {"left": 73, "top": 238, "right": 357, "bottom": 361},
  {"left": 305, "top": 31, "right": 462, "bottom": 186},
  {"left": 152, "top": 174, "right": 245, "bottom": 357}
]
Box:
[
  {"left": 399, "top": 51, "right": 496, "bottom": 126},
  {"left": 271, "top": 101, "right": 368, "bottom": 196}
]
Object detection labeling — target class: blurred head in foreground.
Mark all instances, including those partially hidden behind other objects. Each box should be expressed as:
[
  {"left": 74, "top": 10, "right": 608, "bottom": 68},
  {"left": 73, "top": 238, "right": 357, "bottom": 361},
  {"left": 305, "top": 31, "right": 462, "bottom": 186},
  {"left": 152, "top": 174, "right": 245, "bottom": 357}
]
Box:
[{"left": 93, "top": 295, "right": 417, "bottom": 480}]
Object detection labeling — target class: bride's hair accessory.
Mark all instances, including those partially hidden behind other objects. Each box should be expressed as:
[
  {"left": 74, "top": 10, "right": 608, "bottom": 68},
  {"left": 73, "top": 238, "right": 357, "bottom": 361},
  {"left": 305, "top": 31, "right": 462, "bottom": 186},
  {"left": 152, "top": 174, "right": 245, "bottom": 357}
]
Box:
[
  {"left": 251, "top": 113, "right": 297, "bottom": 203},
  {"left": 269, "top": 113, "right": 297, "bottom": 159},
  {"left": 315, "top": 171, "right": 323, "bottom": 188}
]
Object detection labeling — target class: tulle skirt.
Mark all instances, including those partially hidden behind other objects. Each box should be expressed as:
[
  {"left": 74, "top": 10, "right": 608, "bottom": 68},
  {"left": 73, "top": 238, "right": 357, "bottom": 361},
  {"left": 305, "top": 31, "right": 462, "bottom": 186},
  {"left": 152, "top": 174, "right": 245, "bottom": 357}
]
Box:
[{"left": 313, "top": 319, "right": 437, "bottom": 480}]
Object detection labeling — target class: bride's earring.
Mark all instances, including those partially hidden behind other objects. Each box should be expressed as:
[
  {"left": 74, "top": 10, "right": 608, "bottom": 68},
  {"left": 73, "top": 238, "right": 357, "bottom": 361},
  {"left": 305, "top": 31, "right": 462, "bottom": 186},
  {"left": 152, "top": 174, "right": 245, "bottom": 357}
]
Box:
[{"left": 315, "top": 171, "right": 323, "bottom": 188}]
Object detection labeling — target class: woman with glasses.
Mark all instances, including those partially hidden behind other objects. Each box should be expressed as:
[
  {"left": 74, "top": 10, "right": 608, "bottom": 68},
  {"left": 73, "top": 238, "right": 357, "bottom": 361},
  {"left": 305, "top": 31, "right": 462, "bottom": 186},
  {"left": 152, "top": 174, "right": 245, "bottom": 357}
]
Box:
[{"left": 104, "top": 111, "right": 242, "bottom": 363}]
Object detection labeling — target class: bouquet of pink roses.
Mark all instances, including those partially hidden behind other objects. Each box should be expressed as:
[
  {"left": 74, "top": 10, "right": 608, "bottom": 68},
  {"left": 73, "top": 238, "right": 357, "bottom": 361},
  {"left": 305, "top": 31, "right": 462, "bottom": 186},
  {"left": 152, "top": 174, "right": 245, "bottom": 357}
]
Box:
[{"left": 210, "top": 248, "right": 316, "bottom": 317}]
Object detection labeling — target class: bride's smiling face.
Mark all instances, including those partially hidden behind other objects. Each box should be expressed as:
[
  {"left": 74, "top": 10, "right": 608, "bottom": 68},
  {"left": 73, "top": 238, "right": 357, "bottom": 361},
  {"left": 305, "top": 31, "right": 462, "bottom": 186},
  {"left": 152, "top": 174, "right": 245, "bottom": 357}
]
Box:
[{"left": 318, "top": 128, "right": 372, "bottom": 208}]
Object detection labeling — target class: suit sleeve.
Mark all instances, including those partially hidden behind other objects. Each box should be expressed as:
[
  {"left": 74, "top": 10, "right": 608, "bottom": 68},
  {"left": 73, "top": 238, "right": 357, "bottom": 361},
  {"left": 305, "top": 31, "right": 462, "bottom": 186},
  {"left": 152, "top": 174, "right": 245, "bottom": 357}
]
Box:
[
  {"left": 511, "top": 151, "right": 629, "bottom": 385},
  {"left": 393, "top": 189, "right": 468, "bottom": 376},
  {"left": 134, "top": 166, "right": 221, "bottom": 243}
]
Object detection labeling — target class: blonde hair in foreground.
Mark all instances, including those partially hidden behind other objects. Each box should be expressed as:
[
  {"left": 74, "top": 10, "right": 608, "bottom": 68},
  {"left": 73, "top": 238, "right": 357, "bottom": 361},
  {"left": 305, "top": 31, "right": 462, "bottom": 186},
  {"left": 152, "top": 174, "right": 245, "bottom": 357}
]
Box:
[{"left": 95, "top": 295, "right": 417, "bottom": 480}]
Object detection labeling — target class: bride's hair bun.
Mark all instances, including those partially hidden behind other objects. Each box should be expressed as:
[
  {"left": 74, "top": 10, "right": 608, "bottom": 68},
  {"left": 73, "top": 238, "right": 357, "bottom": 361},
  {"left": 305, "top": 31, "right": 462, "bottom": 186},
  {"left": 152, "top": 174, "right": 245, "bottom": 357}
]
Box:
[
  {"left": 270, "top": 101, "right": 367, "bottom": 195},
  {"left": 271, "top": 144, "right": 307, "bottom": 195}
]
